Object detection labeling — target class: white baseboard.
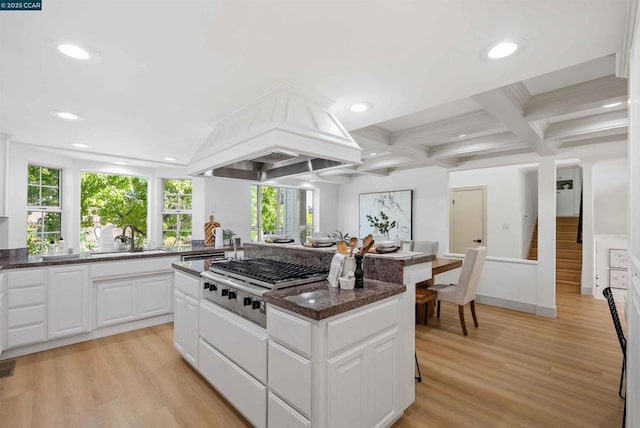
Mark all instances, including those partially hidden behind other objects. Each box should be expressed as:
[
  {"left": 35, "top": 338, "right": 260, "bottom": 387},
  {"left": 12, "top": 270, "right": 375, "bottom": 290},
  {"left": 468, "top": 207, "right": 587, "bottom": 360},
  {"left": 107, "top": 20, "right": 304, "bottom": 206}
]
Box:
[
  {"left": 1, "top": 314, "right": 174, "bottom": 360},
  {"left": 535, "top": 305, "right": 557, "bottom": 318},
  {"left": 475, "top": 294, "right": 536, "bottom": 314},
  {"left": 581, "top": 286, "right": 593, "bottom": 296}
]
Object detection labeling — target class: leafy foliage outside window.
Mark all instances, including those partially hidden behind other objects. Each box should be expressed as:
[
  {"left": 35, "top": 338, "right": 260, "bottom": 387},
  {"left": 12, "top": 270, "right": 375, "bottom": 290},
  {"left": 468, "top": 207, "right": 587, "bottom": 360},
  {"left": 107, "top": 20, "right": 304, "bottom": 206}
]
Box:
[
  {"left": 27, "top": 164, "right": 62, "bottom": 254},
  {"left": 250, "top": 185, "right": 313, "bottom": 242},
  {"left": 80, "top": 172, "right": 148, "bottom": 250},
  {"left": 162, "top": 179, "right": 192, "bottom": 246}
]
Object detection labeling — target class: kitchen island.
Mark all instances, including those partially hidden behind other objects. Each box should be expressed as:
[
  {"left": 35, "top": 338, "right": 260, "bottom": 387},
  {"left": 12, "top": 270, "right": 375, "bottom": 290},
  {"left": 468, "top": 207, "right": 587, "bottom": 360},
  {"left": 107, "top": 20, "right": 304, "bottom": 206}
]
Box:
[{"left": 173, "top": 244, "right": 433, "bottom": 428}]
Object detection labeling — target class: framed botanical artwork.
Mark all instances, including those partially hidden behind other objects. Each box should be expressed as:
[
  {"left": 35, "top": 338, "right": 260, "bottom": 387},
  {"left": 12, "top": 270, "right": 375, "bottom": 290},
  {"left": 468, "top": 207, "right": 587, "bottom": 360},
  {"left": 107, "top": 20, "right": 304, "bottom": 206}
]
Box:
[
  {"left": 609, "top": 268, "right": 628, "bottom": 290},
  {"left": 359, "top": 190, "right": 413, "bottom": 241},
  {"left": 609, "top": 249, "right": 629, "bottom": 269}
]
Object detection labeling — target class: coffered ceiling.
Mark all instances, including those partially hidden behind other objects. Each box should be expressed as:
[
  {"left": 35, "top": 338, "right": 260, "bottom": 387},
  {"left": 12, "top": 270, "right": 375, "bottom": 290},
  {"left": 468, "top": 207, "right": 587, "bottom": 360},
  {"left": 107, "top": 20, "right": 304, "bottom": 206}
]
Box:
[{"left": 0, "top": 1, "right": 630, "bottom": 177}]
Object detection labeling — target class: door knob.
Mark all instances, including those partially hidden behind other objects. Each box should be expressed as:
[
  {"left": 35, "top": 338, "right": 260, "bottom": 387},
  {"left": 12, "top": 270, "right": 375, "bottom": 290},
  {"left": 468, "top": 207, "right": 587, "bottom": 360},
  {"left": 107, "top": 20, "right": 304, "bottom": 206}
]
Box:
[{"left": 472, "top": 239, "right": 482, "bottom": 243}]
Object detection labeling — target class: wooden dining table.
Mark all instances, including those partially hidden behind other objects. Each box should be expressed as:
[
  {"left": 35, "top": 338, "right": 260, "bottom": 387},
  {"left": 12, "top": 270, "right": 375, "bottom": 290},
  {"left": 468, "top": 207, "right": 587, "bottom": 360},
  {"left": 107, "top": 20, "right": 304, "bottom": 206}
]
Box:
[{"left": 415, "top": 257, "right": 463, "bottom": 323}]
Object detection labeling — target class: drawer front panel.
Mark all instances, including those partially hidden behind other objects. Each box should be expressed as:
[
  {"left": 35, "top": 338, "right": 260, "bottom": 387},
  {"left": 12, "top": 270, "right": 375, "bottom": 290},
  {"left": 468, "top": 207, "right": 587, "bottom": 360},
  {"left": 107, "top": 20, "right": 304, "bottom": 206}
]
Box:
[
  {"left": 199, "top": 338, "right": 266, "bottom": 428},
  {"left": 268, "top": 391, "right": 311, "bottom": 428},
  {"left": 90, "top": 257, "right": 178, "bottom": 279},
  {"left": 7, "top": 269, "right": 45, "bottom": 288},
  {"left": 8, "top": 305, "right": 45, "bottom": 328},
  {"left": 268, "top": 340, "right": 312, "bottom": 418},
  {"left": 199, "top": 301, "right": 267, "bottom": 383},
  {"left": 175, "top": 271, "right": 200, "bottom": 300},
  {"left": 8, "top": 286, "right": 45, "bottom": 308},
  {"left": 267, "top": 306, "right": 312, "bottom": 357},
  {"left": 327, "top": 298, "right": 398, "bottom": 356},
  {"left": 7, "top": 324, "right": 46, "bottom": 348}
]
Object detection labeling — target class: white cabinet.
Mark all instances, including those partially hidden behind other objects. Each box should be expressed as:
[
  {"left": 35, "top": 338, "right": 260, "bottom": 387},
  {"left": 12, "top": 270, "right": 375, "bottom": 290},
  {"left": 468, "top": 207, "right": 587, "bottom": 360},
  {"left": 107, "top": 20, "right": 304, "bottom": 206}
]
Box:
[
  {"left": 48, "top": 265, "right": 91, "bottom": 339},
  {"left": 96, "top": 278, "right": 136, "bottom": 327},
  {"left": 174, "top": 289, "right": 198, "bottom": 368},
  {"left": 268, "top": 391, "right": 311, "bottom": 428},
  {"left": 138, "top": 275, "right": 172, "bottom": 318},
  {"left": 96, "top": 273, "right": 173, "bottom": 328},
  {"left": 0, "top": 272, "right": 4, "bottom": 355},
  {"left": 6, "top": 269, "right": 46, "bottom": 348}
]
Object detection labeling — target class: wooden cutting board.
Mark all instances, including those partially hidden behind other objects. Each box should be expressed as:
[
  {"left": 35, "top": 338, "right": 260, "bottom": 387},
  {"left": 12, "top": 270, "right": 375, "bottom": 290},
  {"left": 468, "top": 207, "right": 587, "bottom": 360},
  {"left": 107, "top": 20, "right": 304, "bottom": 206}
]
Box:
[{"left": 204, "top": 215, "right": 220, "bottom": 246}]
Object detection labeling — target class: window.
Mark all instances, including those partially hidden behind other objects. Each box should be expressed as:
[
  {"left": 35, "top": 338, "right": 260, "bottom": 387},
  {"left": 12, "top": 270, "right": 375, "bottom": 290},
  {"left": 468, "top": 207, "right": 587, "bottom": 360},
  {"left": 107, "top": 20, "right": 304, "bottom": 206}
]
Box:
[
  {"left": 250, "top": 185, "right": 313, "bottom": 242},
  {"left": 162, "top": 179, "right": 192, "bottom": 246},
  {"left": 27, "top": 164, "right": 62, "bottom": 255},
  {"left": 80, "top": 172, "right": 148, "bottom": 251}
]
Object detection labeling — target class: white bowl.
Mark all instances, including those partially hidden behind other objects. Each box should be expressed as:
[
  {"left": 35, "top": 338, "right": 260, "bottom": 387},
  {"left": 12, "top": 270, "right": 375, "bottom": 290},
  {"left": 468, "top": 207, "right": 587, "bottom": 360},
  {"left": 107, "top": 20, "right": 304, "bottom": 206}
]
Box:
[
  {"left": 339, "top": 276, "right": 355, "bottom": 290},
  {"left": 308, "top": 237, "right": 333, "bottom": 244},
  {"left": 263, "top": 234, "right": 287, "bottom": 241},
  {"left": 377, "top": 239, "right": 395, "bottom": 248}
]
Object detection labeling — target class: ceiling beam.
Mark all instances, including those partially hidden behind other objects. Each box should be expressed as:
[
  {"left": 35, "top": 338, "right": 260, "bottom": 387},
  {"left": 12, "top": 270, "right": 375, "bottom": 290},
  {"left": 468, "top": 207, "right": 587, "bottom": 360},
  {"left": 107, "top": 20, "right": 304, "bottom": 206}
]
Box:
[
  {"left": 544, "top": 109, "right": 628, "bottom": 139},
  {"left": 427, "top": 132, "right": 523, "bottom": 159},
  {"left": 557, "top": 132, "right": 628, "bottom": 148},
  {"left": 523, "top": 75, "right": 628, "bottom": 121},
  {"left": 389, "top": 110, "right": 500, "bottom": 147},
  {"left": 472, "top": 83, "right": 556, "bottom": 156}
]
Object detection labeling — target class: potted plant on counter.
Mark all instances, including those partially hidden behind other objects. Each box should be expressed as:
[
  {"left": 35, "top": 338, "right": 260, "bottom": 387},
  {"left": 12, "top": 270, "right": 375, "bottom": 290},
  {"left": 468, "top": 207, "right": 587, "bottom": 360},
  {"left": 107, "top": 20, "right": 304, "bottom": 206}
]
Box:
[{"left": 223, "top": 229, "right": 236, "bottom": 246}]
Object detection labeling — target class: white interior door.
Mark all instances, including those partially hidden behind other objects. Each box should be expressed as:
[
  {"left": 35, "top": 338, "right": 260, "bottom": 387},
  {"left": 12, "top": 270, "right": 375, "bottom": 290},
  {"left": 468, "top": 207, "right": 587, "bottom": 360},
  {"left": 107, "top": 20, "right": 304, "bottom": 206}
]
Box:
[{"left": 450, "top": 187, "right": 486, "bottom": 254}]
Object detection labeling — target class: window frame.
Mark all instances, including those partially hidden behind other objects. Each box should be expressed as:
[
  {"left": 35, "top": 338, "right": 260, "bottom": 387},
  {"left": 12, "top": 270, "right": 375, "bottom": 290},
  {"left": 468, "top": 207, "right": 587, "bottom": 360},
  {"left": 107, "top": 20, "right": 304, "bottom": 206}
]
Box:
[
  {"left": 27, "top": 163, "right": 63, "bottom": 254},
  {"left": 161, "top": 178, "right": 193, "bottom": 246},
  {"left": 251, "top": 184, "right": 314, "bottom": 242}
]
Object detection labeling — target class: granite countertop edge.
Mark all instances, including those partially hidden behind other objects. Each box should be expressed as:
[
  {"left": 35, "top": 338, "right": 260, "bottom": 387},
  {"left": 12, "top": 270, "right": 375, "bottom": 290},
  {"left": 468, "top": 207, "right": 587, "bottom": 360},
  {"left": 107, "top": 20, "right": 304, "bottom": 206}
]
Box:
[
  {"left": 264, "top": 279, "right": 406, "bottom": 321},
  {"left": 0, "top": 246, "right": 239, "bottom": 270}
]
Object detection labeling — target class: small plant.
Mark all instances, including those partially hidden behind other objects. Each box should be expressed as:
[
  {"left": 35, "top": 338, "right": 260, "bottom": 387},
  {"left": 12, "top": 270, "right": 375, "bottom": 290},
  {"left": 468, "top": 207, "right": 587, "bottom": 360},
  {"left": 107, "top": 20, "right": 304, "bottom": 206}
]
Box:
[
  {"left": 330, "top": 230, "right": 350, "bottom": 242},
  {"left": 366, "top": 211, "right": 397, "bottom": 239},
  {"left": 223, "top": 229, "right": 236, "bottom": 245}
]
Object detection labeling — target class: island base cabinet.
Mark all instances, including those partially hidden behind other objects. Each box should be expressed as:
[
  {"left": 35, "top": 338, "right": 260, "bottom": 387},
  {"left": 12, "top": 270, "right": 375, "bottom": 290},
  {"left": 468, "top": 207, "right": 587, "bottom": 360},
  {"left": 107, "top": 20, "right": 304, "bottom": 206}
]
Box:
[
  {"left": 268, "top": 391, "right": 311, "bottom": 428},
  {"left": 173, "top": 290, "right": 198, "bottom": 368},
  {"left": 198, "top": 338, "right": 266, "bottom": 428}
]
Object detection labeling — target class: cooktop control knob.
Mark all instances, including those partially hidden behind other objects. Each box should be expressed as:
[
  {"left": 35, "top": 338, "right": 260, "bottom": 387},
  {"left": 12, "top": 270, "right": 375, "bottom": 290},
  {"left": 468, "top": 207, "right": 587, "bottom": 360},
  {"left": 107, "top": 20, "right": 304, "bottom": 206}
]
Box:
[
  {"left": 252, "top": 300, "right": 261, "bottom": 310},
  {"left": 243, "top": 297, "right": 252, "bottom": 306},
  {"left": 221, "top": 289, "right": 229, "bottom": 296},
  {"left": 203, "top": 282, "right": 210, "bottom": 290},
  {"left": 228, "top": 291, "right": 237, "bottom": 299}
]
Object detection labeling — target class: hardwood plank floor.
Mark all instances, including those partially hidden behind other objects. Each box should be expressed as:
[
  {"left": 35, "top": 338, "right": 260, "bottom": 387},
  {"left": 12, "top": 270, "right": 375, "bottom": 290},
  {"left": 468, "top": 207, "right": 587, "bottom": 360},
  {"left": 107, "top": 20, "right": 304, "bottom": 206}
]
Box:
[{"left": 0, "top": 289, "right": 625, "bottom": 427}]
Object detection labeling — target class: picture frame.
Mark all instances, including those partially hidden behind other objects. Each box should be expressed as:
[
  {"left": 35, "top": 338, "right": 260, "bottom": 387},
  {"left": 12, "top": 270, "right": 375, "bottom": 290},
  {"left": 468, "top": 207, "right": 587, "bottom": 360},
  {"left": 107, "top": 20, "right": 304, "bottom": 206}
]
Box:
[
  {"left": 609, "top": 268, "right": 628, "bottom": 290},
  {"left": 359, "top": 190, "right": 413, "bottom": 241},
  {"left": 609, "top": 249, "right": 629, "bottom": 269}
]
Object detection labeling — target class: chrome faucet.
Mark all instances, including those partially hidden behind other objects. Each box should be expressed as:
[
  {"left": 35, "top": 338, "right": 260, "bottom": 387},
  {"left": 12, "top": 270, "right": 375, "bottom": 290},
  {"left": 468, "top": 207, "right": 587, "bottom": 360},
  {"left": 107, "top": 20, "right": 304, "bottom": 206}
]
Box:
[{"left": 118, "top": 224, "right": 143, "bottom": 252}]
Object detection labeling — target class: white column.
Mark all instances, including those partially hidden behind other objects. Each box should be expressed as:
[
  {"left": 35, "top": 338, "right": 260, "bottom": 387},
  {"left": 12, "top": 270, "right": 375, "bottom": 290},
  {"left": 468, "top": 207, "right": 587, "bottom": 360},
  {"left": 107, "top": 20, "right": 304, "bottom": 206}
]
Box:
[
  {"left": 0, "top": 133, "right": 7, "bottom": 217},
  {"left": 580, "top": 162, "right": 595, "bottom": 295},
  {"left": 536, "top": 157, "right": 556, "bottom": 317}
]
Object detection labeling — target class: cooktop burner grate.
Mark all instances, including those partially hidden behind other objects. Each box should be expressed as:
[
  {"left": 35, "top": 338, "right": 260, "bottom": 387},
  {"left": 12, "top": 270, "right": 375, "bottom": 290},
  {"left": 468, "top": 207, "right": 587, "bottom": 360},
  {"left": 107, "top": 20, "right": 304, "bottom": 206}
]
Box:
[{"left": 210, "top": 258, "right": 328, "bottom": 285}]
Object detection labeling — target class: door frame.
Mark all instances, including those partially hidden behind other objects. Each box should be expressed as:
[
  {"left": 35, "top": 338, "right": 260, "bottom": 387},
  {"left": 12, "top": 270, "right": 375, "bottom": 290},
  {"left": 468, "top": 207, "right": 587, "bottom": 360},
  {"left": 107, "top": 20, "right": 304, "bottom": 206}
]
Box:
[{"left": 449, "top": 186, "right": 487, "bottom": 254}]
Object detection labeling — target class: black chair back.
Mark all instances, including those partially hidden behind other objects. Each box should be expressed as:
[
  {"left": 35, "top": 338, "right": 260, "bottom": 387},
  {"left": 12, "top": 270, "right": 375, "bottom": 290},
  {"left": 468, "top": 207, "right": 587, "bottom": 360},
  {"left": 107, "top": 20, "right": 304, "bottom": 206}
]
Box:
[{"left": 603, "top": 287, "right": 626, "bottom": 355}]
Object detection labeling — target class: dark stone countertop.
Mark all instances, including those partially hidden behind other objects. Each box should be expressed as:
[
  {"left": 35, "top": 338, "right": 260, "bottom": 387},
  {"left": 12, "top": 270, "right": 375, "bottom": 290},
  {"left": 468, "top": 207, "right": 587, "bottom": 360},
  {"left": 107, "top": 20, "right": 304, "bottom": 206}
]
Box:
[
  {"left": 0, "top": 245, "right": 238, "bottom": 270},
  {"left": 263, "top": 279, "right": 406, "bottom": 320},
  {"left": 172, "top": 260, "right": 207, "bottom": 277}
]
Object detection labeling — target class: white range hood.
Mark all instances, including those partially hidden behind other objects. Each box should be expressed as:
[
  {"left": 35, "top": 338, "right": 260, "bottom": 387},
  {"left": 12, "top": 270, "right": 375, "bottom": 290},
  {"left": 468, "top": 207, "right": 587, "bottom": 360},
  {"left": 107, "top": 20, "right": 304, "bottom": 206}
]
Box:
[{"left": 188, "top": 83, "right": 362, "bottom": 181}]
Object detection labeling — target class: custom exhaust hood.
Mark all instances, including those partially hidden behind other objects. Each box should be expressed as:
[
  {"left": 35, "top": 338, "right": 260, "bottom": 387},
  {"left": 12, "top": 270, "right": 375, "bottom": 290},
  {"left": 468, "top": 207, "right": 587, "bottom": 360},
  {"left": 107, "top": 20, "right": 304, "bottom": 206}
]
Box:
[{"left": 188, "top": 84, "right": 362, "bottom": 181}]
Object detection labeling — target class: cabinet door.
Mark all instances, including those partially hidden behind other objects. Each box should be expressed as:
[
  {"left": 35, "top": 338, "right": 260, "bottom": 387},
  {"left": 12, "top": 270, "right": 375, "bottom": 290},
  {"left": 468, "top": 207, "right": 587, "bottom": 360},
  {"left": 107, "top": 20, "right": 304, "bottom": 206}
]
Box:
[
  {"left": 370, "top": 329, "right": 398, "bottom": 428},
  {"left": 173, "top": 290, "right": 186, "bottom": 355},
  {"left": 48, "top": 265, "right": 91, "bottom": 339},
  {"left": 327, "top": 343, "right": 368, "bottom": 428},
  {"left": 268, "top": 391, "right": 311, "bottom": 428},
  {"left": 138, "top": 275, "right": 172, "bottom": 319},
  {"left": 0, "top": 272, "right": 4, "bottom": 354},
  {"left": 96, "top": 279, "right": 136, "bottom": 327},
  {"left": 183, "top": 295, "right": 199, "bottom": 368}
]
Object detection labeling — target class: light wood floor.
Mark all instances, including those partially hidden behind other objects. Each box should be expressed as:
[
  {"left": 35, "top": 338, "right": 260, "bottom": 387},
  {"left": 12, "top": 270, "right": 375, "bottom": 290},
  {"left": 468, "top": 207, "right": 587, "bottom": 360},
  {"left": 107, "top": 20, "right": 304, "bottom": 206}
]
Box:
[{"left": 0, "top": 288, "right": 625, "bottom": 428}]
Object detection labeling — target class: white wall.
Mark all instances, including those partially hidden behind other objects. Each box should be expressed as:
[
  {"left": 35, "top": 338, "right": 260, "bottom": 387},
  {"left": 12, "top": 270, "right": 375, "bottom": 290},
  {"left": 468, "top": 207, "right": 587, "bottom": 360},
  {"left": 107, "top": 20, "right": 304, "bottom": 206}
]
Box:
[
  {"left": 594, "top": 234, "right": 628, "bottom": 301},
  {"left": 336, "top": 167, "right": 449, "bottom": 255},
  {"left": 593, "top": 158, "right": 628, "bottom": 234},
  {"left": 449, "top": 165, "right": 525, "bottom": 259},
  {"left": 315, "top": 182, "right": 339, "bottom": 235},
  {"left": 203, "top": 177, "right": 252, "bottom": 245}
]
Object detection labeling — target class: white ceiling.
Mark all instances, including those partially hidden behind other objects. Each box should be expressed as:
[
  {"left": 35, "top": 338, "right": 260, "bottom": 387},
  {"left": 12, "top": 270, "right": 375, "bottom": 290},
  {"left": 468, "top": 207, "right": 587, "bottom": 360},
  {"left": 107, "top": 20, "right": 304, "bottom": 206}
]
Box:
[{"left": 0, "top": 0, "right": 629, "bottom": 171}]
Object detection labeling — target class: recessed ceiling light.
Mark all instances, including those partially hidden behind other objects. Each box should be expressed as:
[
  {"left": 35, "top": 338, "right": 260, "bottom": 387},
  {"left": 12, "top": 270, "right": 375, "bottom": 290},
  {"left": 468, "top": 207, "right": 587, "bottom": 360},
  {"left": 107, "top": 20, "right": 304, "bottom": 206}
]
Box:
[
  {"left": 458, "top": 134, "right": 467, "bottom": 138},
  {"left": 55, "top": 42, "right": 101, "bottom": 63},
  {"left": 370, "top": 152, "right": 377, "bottom": 156},
  {"left": 349, "top": 102, "right": 373, "bottom": 113},
  {"left": 114, "top": 161, "right": 127, "bottom": 165},
  {"left": 487, "top": 42, "right": 518, "bottom": 59},
  {"left": 71, "top": 143, "right": 91, "bottom": 149},
  {"left": 163, "top": 157, "right": 176, "bottom": 161},
  {"left": 50, "top": 110, "right": 84, "bottom": 121},
  {"left": 602, "top": 102, "right": 622, "bottom": 108}
]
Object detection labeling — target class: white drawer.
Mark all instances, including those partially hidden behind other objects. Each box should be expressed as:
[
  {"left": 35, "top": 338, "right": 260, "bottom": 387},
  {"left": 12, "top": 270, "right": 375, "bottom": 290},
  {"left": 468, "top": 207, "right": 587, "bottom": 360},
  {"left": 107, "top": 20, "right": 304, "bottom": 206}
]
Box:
[
  {"left": 7, "top": 323, "right": 45, "bottom": 348},
  {"left": 267, "top": 306, "right": 312, "bottom": 358},
  {"left": 199, "top": 338, "right": 266, "bottom": 428},
  {"left": 7, "top": 269, "right": 45, "bottom": 288},
  {"left": 8, "top": 305, "right": 45, "bottom": 328},
  {"left": 199, "top": 301, "right": 268, "bottom": 383},
  {"left": 327, "top": 298, "right": 398, "bottom": 356},
  {"left": 175, "top": 270, "right": 200, "bottom": 300},
  {"left": 268, "top": 340, "right": 312, "bottom": 418},
  {"left": 90, "top": 257, "right": 178, "bottom": 279},
  {"left": 8, "top": 285, "right": 45, "bottom": 308},
  {"left": 268, "top": 391, "right": 311, "bottom": 428}
]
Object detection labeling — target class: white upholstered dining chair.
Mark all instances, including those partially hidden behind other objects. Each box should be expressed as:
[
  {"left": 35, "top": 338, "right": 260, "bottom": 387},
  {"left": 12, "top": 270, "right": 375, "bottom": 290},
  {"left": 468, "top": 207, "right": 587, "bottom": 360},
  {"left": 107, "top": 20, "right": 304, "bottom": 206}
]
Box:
[{"left": 430, "top": 246, "right": 487, "bottom": 335}]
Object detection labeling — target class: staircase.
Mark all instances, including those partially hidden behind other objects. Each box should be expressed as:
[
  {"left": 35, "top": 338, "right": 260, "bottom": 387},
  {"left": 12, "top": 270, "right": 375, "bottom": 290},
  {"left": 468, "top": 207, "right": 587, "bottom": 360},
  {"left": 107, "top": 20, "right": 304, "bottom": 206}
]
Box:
[{"left": 527, "top": 217, "right": 582, "bottom": 293}]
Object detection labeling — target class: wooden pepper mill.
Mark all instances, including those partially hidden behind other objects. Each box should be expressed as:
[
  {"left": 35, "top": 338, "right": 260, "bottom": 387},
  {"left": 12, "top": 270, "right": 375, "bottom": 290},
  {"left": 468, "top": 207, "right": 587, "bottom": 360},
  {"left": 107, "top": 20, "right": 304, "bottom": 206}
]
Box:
[{"left": 204, "top": 215, "right": 221, "bottom": 247}]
